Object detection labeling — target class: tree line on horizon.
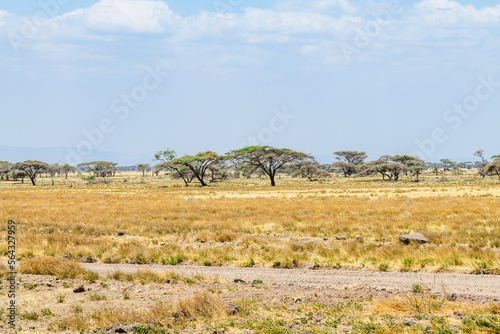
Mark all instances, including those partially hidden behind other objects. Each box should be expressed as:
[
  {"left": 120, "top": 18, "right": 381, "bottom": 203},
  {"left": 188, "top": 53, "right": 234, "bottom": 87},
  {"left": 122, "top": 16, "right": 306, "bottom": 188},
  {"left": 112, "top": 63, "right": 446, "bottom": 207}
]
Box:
[{"left": 1, "top": 147, "right": 500, "bottom": 186}]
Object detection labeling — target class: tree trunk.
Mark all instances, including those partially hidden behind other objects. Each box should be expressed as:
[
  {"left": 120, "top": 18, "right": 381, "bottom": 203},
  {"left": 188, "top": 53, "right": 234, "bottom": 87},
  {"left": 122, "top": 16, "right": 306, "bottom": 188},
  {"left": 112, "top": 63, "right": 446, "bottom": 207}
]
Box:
[{"left": 270, "top": 174, "right": 276, "bottom": 186}]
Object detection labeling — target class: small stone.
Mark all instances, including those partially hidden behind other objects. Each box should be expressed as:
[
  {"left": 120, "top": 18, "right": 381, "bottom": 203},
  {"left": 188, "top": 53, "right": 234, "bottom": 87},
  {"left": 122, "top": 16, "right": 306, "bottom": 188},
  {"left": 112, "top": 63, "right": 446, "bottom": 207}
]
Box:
[
  {"left": 403, "top": 320, "right": 417, "bottom": 326},
  {"left": 117, "top": 232, "right": 125, "bottom": 236},
  {"left": 227, "top": 304, "right": 240, "bottom": 315},
  {"left": 73, "top": 285, "right": 85, "bottom": 293},
  {"left": 399, "top": 233, "right": 428, "bottom": 245},
  {"left": 356, "top": 235, "right": 364, "bottom": 242},
  {"left": 336, "top": 235, "right": 347, "bottom": 240},
  {"left": 447, "top": 293, "right": 458, "bottom": 301},
  {"left": 105, "top": 324, "right": 129, "bottom": 333},
  {"left": 323, "top": 237, "right": 328, "bottom": 241},
  {"left": 234, "top": 278, "right": 246, "bottom": 283},
  {"left": 376, "top": 287, "right": 386, "bottom": 291},
  {"left": 173, "top": 310, "right": 184, "bottom": 319}
]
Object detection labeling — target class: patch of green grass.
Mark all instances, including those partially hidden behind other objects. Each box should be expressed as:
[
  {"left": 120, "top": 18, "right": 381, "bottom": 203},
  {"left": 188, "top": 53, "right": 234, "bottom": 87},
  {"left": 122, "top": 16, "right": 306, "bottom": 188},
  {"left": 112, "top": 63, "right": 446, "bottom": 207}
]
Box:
[
  {"left": 84, "top": 271, "right": 100, "bottom": 283},
  {"left": 20, "top": 311, "right": 39, "bottom": 321},
  {"left": 411, "top": 283, "right": 425, "bottom": 294},
  {"left": 72, "top": 305, "right": 83, "bottom": 314},
  {"left": 133, "top": 324, "right": 167, "bottom": 334},
  {"left": 378, "top": 262, "right": 388, "bottom": 271},
  {"left": 461, "top": 315, "right": 500, "bottom": 333},
  {"left": 89, "top": 293, "right": 107, "bottom": 301},
  {"left": 41, "top": 308, "right": 53, "bottom": 317}
]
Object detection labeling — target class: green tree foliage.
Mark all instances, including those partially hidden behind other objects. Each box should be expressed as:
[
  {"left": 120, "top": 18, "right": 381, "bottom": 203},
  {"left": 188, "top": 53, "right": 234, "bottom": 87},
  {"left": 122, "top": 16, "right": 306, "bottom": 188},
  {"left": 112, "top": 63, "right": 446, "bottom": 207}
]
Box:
[
  {"left": 332, "top": 151, "right": 367, "bottom": 177},
  {"left": 173, "top": 151, "right": 223, "bottom": 186},
  {"left": 485, "top": 161, "right": 500, "bottom": 179},
  {"left": 0, "top": 161, "right": 11, "bottom": 180},
  {"left": 474, "top": 150, "right": 488, "bottom": 178},
  {"left": 227, "top": 146, "right": 312, "bottom": 186},
  {"left": 77, "top": 161, "right": 116, "bottom": 178},
  {"left": 136, "top": 163, "right": 151, "bottom": 177},
  {"left": 12, "top": 160, "right": 49, "bottom": 186},
  {"left": 291, "top": 161, "right": 330, "bottom": 182}
]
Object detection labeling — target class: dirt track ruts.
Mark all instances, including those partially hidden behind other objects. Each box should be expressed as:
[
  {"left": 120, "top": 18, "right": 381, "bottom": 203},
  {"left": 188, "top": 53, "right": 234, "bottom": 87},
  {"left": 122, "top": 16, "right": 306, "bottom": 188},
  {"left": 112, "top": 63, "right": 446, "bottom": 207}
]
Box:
[{"left": 82, "top": 263, "right": 500, "bottom": 299}]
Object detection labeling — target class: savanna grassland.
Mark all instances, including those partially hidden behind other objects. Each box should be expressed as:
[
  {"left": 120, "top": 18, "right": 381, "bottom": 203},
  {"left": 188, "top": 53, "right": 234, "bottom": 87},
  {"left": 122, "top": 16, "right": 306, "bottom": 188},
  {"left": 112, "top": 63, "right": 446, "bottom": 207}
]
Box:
[
  {"left": 1, "top": 172, "right": 500, "bottom": 334},
  {"left": 1, "top": 172, "right": 500, "bottom": 273}
]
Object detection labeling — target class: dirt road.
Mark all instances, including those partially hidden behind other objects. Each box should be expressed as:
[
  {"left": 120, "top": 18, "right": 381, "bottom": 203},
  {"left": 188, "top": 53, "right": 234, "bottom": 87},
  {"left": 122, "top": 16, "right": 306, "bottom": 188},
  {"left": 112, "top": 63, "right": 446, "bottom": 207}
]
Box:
[{"left": 82, "top": 263, "right": 500, "bottom": 300}]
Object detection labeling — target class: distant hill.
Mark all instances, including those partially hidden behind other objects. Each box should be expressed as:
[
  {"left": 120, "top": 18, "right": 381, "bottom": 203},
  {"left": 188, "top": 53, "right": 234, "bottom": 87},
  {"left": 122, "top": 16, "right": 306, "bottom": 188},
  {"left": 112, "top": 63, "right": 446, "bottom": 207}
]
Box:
[{"left": 0, "top": 145, "right": 152, "bottom": 166}]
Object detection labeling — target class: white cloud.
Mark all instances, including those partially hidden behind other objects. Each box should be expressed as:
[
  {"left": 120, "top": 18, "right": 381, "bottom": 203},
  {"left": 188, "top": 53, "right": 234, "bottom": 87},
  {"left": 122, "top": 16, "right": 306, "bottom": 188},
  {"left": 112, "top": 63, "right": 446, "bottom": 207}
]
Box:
[
  {"left": 43, "top": 0, "right": 360, "bottom": 41},
  {"left": 414, "top": 0, "right": 500, "bottom": 26},
  {"left": 240, "top": 8, "right": 353, "bottom": 35},
  {"left": 276, "top": 0, "right": 358, "bottom": 14},
  {"left": 54, "top": 0, "right": 182, "bottom": 33},
  {"left": 0, "top": 9, "right": 10, "bottom": 27}
]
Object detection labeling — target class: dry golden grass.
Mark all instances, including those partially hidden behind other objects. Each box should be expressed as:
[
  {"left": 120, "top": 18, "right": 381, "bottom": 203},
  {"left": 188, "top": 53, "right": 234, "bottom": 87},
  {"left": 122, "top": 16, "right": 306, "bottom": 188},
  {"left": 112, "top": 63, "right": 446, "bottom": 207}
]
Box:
[
  {"left": 178, "top": 291, "right": 226, "bottom": 319},
  {"left": 0, "top": 261, "right": 6, "bottom": 276},
  {"left": 1, "top": 172, "right": 499, "bottom": 273},
  {"left": 19, "top": 256, "right": 86, "bottom": 278},
  {"left": 52, "top": 290, "right": 224, "bottom": 332},
  {"left": 107, "top": 269, "right": 210, "bottom": 284}
]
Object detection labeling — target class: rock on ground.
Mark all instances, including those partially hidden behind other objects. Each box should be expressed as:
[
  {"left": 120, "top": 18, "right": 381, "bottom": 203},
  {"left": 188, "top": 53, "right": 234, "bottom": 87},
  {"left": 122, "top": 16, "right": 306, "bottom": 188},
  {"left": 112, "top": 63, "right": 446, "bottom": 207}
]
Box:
[{"left": 399, "top": 233, "right": 428, "bottom": 245}]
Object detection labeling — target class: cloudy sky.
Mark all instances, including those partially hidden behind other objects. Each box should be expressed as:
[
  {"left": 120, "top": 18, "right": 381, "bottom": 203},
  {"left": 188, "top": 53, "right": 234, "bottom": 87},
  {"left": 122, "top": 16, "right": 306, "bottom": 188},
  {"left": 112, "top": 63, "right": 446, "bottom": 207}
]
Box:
[{"left": 0, "top": 0, "right": 499, "bottom": 164}]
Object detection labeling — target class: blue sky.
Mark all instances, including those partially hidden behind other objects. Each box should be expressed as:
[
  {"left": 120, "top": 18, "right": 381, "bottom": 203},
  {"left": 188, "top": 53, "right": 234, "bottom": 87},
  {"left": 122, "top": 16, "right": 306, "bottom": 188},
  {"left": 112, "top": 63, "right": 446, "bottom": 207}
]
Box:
[{"left": 1, "top": 0, "right": 499, "bottom": 164}]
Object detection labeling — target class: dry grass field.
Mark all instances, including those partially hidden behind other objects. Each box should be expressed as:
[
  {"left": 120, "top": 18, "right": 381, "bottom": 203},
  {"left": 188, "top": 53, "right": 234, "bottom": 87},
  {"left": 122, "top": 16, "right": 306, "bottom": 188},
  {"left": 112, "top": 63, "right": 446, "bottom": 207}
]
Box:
[{"left": 1, "top": 171, "right": 500, "bottom": 333}]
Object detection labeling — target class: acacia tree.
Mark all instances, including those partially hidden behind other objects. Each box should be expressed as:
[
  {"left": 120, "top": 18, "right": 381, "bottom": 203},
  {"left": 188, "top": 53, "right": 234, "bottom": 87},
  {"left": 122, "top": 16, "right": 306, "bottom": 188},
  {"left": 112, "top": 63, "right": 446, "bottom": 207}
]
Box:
[
  {"left": 407, "top": 157, "right": 425, "bottom": 182},
  {"left": 0, "top": 161, "right": 11, "bottom": 180},
  {"left": 12, "top": 160, "right": 49, "bottom": 185},
  {"left": 474, "top": 150, "right": 488, "bottom": 178},
  {"left": 332, "top": 151, "right": 367, "bottom": 177},
  {"left": 485, "top": 161, "right": 500, "bottom": 179},
  {"left": 60, "top": 164, "right": 76, "bottom": 179},
  {"left": 393, "top": 155, "right": 416, "bottom": 176},
  {"left": 77, "top": 161, "right": 115, "bottom": 178},
  {"left": 47, "top": 163, "right": 62, "bottom": 185},
  {"left": 10, "top": 169, "right": 26, "bottom": 183},
  {"left": 173, "top": 151, "right": 222, "bottom": 187},
  {"left": 136, "top": 163, "right": 151, "bottom": 177},
  {"left": 355, "top": 156, "right": 407, "bottom": 181},
  {"left": 170, "top": 166, "right": 196, "bottom": 184},
  {"left": 153, "top": 149, "right": 216, "bottom": 187},
  {"left": 291, "top": 161, "right": 330, "bottom": 182},
  {"left": 154, "top": 149, "right": 194, "bottom": 186},
  {"left": 208, "top": 164, "right": 230, "bottom": 183},
  {"left": 227, "top": 146, "right": 312, "bottom": 186}
]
